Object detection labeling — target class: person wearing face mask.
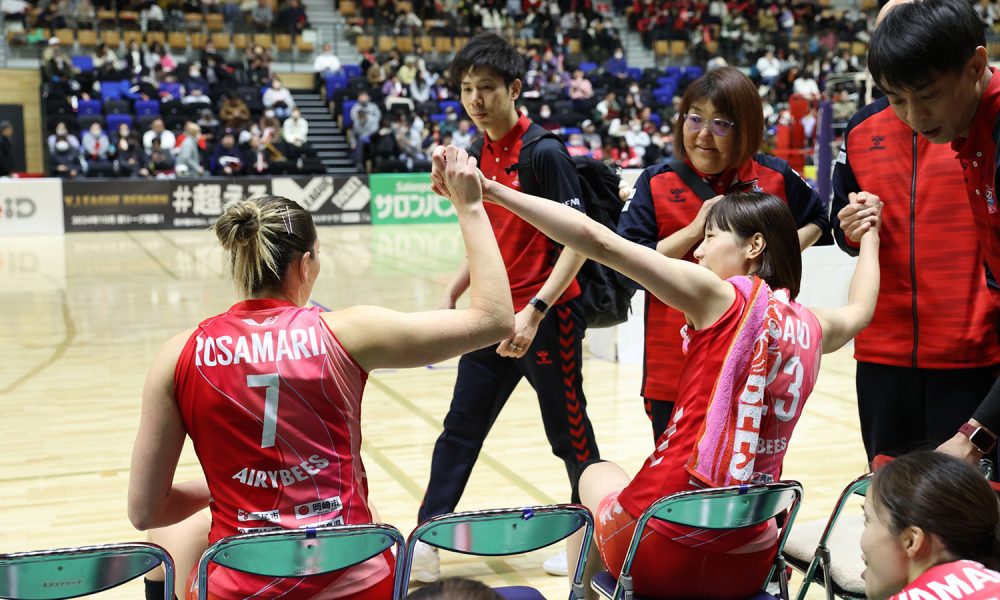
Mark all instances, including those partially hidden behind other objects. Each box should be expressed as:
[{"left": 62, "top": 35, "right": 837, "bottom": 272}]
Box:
[
  {"left": 449, "top": 119, "right": 473, "bottom": 150},
  {"left": 438, "top": 106, "right": 459, "bottom": 137},
  {"left": 113, "top": 125, "right": 149, "bottom": 178},
  {"left": 262, "top": 77, "right": 296, "bottom": 119},
  {"left": 47, "top": 121, "right": 79, "bottom": 155},
  {"left": 616, "top": 67, "right": 831, "bottom": 441},
  {"left": 536, "top": 103, "right": 559, "bottom": 130},
  {"left": 50, "top": 135, "right": 83, "bottom": 178},
  {"left": 860, "top": 452, "right": 1000, "bottom": 600},
  {"left": 605, "top": 47, "right": 628, "bottom": 78},
  {"left": 623, "top": 118, "right": 651, "bottom": 160},
  {"left": 349, "top": 92, "right": 381, "bottom": 172},
  {"left": 184, "top": 63, "right": 209, "bottom": 96}
]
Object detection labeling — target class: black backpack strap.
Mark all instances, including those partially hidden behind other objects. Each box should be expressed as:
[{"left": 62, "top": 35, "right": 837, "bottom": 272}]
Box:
[
  {"left": 507, "top": 124, "right": 563, "bottom": 183},
  {"left": 469, "top": 136, "right": 485, "bottom": 162},
  {"left": 669, "top": 158, "right": 717, "bottom": 201}
]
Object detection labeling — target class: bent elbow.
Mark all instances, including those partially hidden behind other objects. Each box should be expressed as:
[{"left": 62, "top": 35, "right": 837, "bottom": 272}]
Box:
[
  {"left": 484, "top": 302, "right": 515, "bottom": 343},
  {"left": 585, "top": 223, "right": 618, "bottom": 266},
  {"left": 128, "top": 508, "right": 153, "bottom": 532},
  {"left": 496, "top": 309, "right": 516, "bottom": 340}
]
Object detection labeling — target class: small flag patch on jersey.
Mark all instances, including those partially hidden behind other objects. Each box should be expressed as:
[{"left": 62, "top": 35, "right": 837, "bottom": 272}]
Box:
[
  {"left": 237, "top": 508, "right": 281, "bottom": 523},
  {"left": 295, "top": 496, "right": 343, "bottom": 520}
]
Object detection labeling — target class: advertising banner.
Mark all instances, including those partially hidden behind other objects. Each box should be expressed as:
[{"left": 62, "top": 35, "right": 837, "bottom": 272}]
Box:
[
  {"left": 62, "top": 176, "right": 371, "bottom": 232},
  {"left": 369, "top": 173, "right": 457, "bottom": 225},
  {"left": 0, "top": 178, "right": 65, "bottom": 235}
]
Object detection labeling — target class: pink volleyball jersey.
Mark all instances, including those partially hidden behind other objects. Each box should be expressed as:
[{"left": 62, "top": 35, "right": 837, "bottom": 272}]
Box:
[
  {"left": 889, "top": 561, "right": 1000, "bottom": 600},
  {"left": 617, "top": 285, "right": 822, "bottom": 549},
  {"left": 174, "top": 298, "right": 390, "bottom": 599}
]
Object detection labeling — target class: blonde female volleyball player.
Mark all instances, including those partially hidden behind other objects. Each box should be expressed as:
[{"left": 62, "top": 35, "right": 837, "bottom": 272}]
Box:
[{"left": 128, "top": 146, "right": 513, "bottom": 600}]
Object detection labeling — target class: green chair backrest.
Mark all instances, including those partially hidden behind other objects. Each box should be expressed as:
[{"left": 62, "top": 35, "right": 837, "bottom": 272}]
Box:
[
  {"left": 610, "top": 482, "right": 803, "bottom": 600},
  {"left": 195, "top": 524, "right": 404, "bottom": 600},
  {"left": 646, "top": 483, "right": 802, "bottom": 530},
  {"left": 0, "top": 542, "right": 174, "bottom": 600},
  {"left": 403, "top": 505, "right": 594, "bottom": 600}
]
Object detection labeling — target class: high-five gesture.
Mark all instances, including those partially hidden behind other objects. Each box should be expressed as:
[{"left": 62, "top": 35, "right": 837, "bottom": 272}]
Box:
[{"left": 432, "top": 145, "right": 484, "bottom": 210}]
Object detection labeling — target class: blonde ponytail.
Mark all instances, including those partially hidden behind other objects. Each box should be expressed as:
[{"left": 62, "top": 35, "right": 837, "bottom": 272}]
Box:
[{"left": 214, "top": 197, "right": 316, "bottom": 297}]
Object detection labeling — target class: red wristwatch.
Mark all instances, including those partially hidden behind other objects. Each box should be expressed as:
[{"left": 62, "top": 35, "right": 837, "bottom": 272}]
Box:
[{"left": 959, "top": 423, "right": 997, "bottom": 454}]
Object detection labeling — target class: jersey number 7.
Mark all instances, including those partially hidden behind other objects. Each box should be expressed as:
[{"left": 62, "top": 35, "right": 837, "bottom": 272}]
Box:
[{"left": 247, "top": 373, "right": 280, "bottom": 448}]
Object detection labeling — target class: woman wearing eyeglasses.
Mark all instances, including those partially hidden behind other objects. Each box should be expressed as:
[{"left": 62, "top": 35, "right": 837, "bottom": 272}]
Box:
[{"left": 617, "top": 66, "right": 830, "bottom": 441}]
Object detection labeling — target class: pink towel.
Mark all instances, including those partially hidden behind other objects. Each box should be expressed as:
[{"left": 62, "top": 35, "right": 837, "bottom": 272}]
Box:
[{"left": 685, "top": 276, "right": 781, "bottom": 487}]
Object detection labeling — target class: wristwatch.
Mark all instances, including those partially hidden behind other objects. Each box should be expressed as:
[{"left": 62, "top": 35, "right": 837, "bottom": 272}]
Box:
[
  {"left": 959, "top": 422, "right": 997, "bottom": 454},
  {"left": 528, "top": 296, "right": 549, "bottom": 315}
]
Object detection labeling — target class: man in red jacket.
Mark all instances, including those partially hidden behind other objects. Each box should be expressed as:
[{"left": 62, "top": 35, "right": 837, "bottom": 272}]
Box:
[{"left": 843, "top": 0, "right": 1000, "bottom": 465}]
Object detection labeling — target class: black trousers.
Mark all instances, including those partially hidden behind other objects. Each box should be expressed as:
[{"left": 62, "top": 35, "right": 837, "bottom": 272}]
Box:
[
  {"left": 419, "top": 299, "right": 600, "bottom": 521},
  {"left": 857, "top": 362, "right": 999, "bottom": 469}
]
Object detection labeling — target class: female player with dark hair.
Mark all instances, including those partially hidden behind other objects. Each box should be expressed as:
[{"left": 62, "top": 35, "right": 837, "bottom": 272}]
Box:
[
  {"left": 862, "top": 451, "right": 1000, "bottom": 599},
  {"left": 616, "top": 66, "right": 830, "bottom": 440},
  {"left": 127, "top": 146, "right": 513, "bottom": 600},
  {"left": 431, "top": 145, "right": 880, "bottom": 598}
]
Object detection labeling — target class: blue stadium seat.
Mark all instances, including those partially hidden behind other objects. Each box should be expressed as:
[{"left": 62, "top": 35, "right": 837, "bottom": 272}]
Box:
[
  {"left": 656, "top": 76, "right": 680, "bottom": 88},
  {"left": 429, "top": 113, "right": 447, "bottom": 123},
  {"left": 579, "top": 61, "right": 598, "bottom": 74},
  {"left": 342, "top": 99, "right": 357, "bottom": 128},
  {"left": 159, "top": 82, "right": 182, "bottom": 101},
  {"left": 106, "top": 113, "right": 134, "bottom": 131},
  {"left": 684, "top": 66, "right": 705, "bottom": 81},
  {"left": 71, "top": 55, "right": 94, "bottom": 72},
  {"left": 562, "top": 127, "right": 581, "bottom": 135},
  {"left": 325, "top": 73, "right": 348, "bottom": 99},
  {"left": 100, "top": 81, "right": 124, "bottom": 102},
  {"left": 134, "top": 100, "right": 160, "bottom": 117},
  {"left": 626, "top": 67, "right": 642, "bottom": 81},
  {"left": 648, "top": 112, "right": 663, "bottom": 127},
  {"left": 342, "top": 64, "right": 363, "bottom": 79},
  {"left": 77, "top": 99, "right": 102, "bottom": 116},
  {"left": 120, "top": 80, "right": 142, "bottom": 100},
  {"left": 666, "top": 66, "right": 683, "bottom": 78},
  {"left": 103, "top": 99, "right": 131, "bottom": 115},
  {"left": 438, "top": 100, "right": 462, "bottom": 115}
]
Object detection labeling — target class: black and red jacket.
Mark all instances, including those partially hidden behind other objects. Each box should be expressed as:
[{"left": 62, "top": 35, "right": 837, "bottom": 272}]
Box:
[
  {"left": 832, "top": 97, "right": 1000, "bottom": 369},
  {"left": 617, "top": 154, "right": 830, "bottom": 402}
]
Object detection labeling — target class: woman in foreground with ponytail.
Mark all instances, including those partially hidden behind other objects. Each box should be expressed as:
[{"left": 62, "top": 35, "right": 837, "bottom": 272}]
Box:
[
  {"left": 127, "top": 146, "right": 513, "bottom": 600},
  {"left": 861, "top": 451, "right": 1000, "bottom": 600}
]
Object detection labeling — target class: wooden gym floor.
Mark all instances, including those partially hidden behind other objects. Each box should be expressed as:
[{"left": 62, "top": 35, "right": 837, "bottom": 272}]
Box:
[{"left": 0, "top": 225, "right": 867, "bottom": 598}]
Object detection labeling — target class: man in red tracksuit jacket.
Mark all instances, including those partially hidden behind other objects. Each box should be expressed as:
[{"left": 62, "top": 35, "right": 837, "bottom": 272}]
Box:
[{"left": 832, "top": 96, "right": 1000, "bottom": 464}]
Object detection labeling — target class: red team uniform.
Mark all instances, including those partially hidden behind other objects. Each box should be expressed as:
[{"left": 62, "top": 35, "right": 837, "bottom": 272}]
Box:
[
  {"left": 174, "top": 298, "right": 393, "bottom": 599},
  {"left": 617, "top": 155, "right": 828, "bottom": 436},
  {"left": 888, "top": 561, "right": 1000, "bottom": 600},
  {"left": 596, "top": 282, "right": 823, "bottom": 599}
]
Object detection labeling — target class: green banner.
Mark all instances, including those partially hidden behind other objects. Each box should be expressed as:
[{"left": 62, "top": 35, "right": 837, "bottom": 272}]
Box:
[{"left": 369, "top": 173, "right": 458, "bottom": 225}]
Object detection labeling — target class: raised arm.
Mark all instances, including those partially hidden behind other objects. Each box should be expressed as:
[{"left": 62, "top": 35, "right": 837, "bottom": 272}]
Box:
[
  {"left": 328, "top": 146, "right": 514, "bottom": 371},
  {"left": 809, "top": 223, "right": 880, "bottom": 353},
  {"left": 475, "top": 170, "right": 735, "bottom": 330},
  {"left": 128, "top": 329, "right": 211, "bottom": 531}
]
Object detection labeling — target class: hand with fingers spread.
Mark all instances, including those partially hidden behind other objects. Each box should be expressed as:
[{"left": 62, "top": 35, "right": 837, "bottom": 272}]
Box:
[{"left": 838, "top": 191, "right": 883, "bottom": 243}]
